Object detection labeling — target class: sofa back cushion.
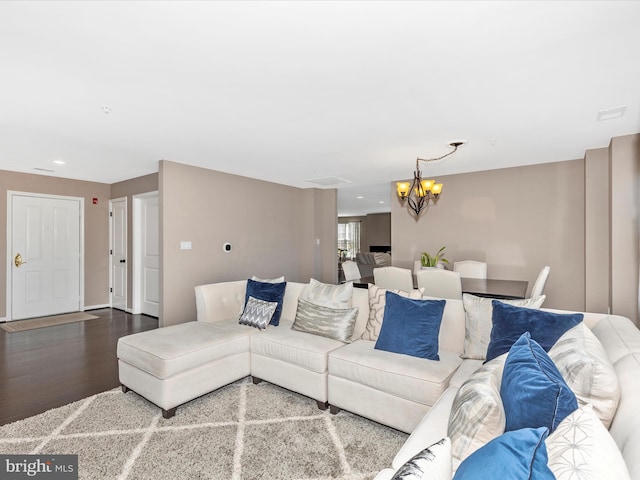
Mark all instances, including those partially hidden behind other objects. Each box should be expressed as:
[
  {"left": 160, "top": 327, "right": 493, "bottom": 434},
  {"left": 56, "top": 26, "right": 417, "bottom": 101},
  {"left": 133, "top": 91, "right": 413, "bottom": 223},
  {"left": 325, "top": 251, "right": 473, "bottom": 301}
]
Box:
[{"left": 195, "top": 280, "right": 247, "bottom": 323}]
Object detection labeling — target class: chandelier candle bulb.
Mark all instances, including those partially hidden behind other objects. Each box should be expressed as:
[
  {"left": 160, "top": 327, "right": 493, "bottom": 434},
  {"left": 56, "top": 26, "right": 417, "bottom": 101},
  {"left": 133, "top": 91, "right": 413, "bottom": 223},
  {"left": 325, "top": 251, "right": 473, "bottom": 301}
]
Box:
[
  {"left": 432, "top": 183, "right": 443, "bottom": 195},
  {"left": 397, "top": 182, "right": 411, "bottom": 199}
]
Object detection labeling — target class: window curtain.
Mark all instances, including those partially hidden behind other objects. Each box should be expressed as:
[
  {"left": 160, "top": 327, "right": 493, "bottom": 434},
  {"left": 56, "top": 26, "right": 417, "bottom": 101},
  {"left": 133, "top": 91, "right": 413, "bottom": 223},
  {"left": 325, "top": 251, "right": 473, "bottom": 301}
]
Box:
[{"left": 338, "top": 222, "right": 361, "bottom": 260}]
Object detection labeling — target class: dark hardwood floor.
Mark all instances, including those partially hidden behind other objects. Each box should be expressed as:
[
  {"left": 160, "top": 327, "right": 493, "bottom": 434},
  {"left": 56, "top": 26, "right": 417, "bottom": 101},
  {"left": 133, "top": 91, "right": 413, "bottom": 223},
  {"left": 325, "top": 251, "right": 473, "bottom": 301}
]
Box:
[{"left": 0, "top": 308, "right": 158, "bottom": 426}]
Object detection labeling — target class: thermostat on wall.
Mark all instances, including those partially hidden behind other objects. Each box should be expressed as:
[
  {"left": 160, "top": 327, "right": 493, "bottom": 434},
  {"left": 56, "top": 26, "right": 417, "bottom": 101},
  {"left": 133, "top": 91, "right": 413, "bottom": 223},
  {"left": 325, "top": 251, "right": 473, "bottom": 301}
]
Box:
[{"left": 223, "top": 242, "right": 232, "bottom": 253}]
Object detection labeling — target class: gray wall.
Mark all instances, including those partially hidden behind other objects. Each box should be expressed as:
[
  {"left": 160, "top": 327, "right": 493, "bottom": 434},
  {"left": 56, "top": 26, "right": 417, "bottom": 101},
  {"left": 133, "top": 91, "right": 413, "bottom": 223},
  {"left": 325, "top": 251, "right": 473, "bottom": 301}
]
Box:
[
  {"left": 366, "top": 213, "right": 391, "bottom": 250},
  {"left": 110, "top": 173, "right": 159, "bottom": 311},
  {"left": 339, "top": 213, "right": 391, "bottom": 254},
  {"left": 0, "top": 170, "right": 111, "bottom": 317},
  {"left": 391, "top": 159, "right": 586, "bottom": 311},
  {"left": 609, "top": 134, "right": 640, "bottom": 323},
  {"left": 159, "top": 160, "right": 337, "bottom": 327},
  {"left": 392, "top": 133, "right": 640, "bottom": 323}
]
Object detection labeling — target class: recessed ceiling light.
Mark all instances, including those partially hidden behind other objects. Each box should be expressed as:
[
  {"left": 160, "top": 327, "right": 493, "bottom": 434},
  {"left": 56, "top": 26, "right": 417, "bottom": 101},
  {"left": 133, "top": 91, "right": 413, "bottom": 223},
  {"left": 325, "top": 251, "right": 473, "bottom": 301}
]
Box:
[
  {"left": 102, "top": 105, "right": 112, "bottom": 114},
  {"left": 378, "top": 201, "right": 384, "bottom": 204},
  {"left": 52, "top": 160, "right": 66, "bottom": 165},
  {"left": 356, "top": 196, "right": 364, "bottom": 199},
  {"left": 597, "top": 106, "right": 627, "bottom": 121}
]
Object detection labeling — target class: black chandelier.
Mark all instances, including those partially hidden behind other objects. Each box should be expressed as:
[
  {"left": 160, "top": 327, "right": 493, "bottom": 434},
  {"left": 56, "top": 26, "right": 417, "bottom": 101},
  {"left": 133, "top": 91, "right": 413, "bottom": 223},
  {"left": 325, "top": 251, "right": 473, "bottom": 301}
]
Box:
[{"left": 396, "top": 141, "right": 464, "bottom": 217}]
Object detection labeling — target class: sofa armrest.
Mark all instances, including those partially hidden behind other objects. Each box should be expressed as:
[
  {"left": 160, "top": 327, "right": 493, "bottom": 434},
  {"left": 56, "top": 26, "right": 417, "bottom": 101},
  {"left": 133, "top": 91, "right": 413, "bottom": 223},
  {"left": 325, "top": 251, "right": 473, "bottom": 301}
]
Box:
[{"left": 390, "top": 386, "right": 458, "bottom": 470}]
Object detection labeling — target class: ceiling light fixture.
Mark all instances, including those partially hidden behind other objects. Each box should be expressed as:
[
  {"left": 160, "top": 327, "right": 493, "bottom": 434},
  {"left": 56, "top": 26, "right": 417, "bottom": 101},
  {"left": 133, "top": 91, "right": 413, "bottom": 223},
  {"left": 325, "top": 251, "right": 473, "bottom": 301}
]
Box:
[{"left": 396, "top": 141, "right": 465, "bottom": 217}]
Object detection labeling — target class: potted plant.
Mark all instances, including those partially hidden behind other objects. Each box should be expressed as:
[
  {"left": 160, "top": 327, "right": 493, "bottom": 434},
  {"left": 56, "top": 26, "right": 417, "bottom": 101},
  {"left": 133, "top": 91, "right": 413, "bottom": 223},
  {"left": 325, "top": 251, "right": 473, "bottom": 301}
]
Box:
[{"left": 421, "top": 246, "right": 449, "bottom": 269}]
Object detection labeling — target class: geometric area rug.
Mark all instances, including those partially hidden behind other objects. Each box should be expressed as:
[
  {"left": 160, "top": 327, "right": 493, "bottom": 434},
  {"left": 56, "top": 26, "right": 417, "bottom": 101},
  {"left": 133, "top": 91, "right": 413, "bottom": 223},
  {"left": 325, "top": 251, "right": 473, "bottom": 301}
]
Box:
[{"left": 0, "top": 377, "right": 408, "bottom": 479}]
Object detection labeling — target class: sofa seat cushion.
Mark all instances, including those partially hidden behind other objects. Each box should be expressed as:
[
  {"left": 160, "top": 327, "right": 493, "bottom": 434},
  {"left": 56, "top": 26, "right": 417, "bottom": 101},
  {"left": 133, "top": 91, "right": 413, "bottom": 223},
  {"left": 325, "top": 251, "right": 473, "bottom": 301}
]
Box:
[
  {"left": 329, "top": 340, "right": 462, "bottom": 406},
  {"left": 250, "top": 319, "right": 346, "bottom": 374},
  {"left": 117, "top": 320, "right": 253, "bottom": 379}
]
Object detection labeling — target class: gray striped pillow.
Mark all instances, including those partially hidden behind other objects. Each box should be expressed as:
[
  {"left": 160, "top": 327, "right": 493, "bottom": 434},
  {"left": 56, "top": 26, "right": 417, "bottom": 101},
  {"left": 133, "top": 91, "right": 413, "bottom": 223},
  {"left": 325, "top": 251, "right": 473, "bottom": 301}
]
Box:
[
  {"left": 448, "top": 355, "right": 507, "bottom": 470},
  {"left": 291, "top": 298, "right": 359, "bottom": 343},
  {"left": 301, "top": 278, "right": 353, "bottom": 308},
  {"left": 548, "top": 323, "right": 620, "bottom": 428}
]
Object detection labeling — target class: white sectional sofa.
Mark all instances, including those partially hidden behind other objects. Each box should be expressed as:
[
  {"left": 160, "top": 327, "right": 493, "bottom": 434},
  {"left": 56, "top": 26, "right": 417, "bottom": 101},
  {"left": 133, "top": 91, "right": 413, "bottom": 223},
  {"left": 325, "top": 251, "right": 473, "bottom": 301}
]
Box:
[{"left": 117, "top": 278, "right": 640, "bottom": 479}]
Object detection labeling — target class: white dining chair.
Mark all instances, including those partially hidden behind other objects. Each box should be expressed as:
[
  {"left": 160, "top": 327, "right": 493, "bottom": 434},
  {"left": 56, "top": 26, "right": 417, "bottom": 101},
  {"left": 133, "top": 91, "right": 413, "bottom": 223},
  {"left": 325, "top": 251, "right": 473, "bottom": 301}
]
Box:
[
  {"left": 341, "top": 260, "right": 362, "bottom": 282},
  {"left": 453, "top": 260, "right": 487, "bottom": 279},
  {"left": 373, "top": 266, "right": 414, "bottom": 292},
  {"left": 416, "top": 269, "right": 463, "bottom": 300},
  {"left": 530, "top": 266, "right": 551, "bottom": 298},
  {"left": 413, "top": 260, "right": 423, "bottom": 275}
]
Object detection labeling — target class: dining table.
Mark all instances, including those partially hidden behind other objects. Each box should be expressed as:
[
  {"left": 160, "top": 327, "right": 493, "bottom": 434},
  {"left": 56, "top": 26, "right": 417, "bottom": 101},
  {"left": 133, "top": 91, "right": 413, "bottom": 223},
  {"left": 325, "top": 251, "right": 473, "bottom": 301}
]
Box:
[{"left": 351, "top": 275, "right": 529, "bottom": 300}]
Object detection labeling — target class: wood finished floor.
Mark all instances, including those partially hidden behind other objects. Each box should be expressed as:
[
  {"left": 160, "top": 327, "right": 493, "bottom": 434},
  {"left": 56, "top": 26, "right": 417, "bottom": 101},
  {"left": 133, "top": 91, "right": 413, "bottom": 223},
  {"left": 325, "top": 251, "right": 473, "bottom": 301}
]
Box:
[{"left": 0, "top": 308, "right": 158, "bottom": 426}]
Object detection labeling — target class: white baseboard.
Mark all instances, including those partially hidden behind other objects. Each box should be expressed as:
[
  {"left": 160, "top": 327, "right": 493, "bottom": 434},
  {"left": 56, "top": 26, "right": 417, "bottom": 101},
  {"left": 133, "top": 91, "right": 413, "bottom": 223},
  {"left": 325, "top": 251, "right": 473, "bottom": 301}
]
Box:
[
  {"left": 0, "top": 317, "right": 7, "bottom": 323},
  {"left": 84, "top": 304, "right": 110, "bottom": 311}
]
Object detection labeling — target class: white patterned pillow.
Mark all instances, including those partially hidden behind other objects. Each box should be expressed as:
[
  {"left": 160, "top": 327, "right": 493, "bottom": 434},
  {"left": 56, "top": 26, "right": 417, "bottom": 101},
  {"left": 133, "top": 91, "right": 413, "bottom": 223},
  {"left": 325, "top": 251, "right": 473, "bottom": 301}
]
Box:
[
  {"left": 461, "top": 294, "right": 546, "bottom": 359},
  {"left": 251, "top": 275, "right": 285, "bottom": 283},
  {"left": 391, "top": 437, "right": 451, "bottom": 480},
  {"left": 239, "top": 296, "right": 278, "bottom": 330},
  {"left": 548, "top": 322, "right": 620, "bottom": 428},
  {"left": 448, "top": 355, "right": 506, "bottom": 470},
  {"left": 300, "top": 278, "right": 353, "bottom": 308},
  {"left": 291, "top": 298, "right": 359, "bottom": 343},
  {"left": 361, "top": 284, "right": 423, "bottom": 341},
  {"left": 547, "top": 404, "right": 630, "bottom": 480}
]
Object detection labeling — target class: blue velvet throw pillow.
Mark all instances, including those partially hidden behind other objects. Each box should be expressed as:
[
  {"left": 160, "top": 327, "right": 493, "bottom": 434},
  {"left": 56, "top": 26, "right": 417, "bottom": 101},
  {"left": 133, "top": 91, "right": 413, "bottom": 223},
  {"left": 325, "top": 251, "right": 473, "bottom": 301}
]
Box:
[
  {"left": 244, "top": 279, "right": 287, "bottom": 326},
  {"left": 374, "top": 292, "right": 445, "bottom": 360},
  {"left": 485, "top": 301, "right": 583, "bottom": 362},
  {"left": 501, "top": 332, "right": 578, "bottom": 433},
  {"left": 453, "top": 427, "right": 554, "bottom": 480}
]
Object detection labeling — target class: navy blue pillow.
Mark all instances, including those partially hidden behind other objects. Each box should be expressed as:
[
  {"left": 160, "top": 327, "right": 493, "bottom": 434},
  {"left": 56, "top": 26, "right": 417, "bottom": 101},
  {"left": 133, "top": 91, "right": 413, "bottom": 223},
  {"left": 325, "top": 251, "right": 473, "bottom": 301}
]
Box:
[
  {"left": 453, "top": 427, "right": 554, "bottom": 480},
  {"left": 485, "top": 301, "right": 583, "bottom": 362},
  {"left": 374, "top": 292, "right": 445, "bottom": 360},
  {"left": 244, "top": 279, "right": 287, "bottom": 326},
  {"left": 501, "top": 332, "right": 578, "bottom": 433}
]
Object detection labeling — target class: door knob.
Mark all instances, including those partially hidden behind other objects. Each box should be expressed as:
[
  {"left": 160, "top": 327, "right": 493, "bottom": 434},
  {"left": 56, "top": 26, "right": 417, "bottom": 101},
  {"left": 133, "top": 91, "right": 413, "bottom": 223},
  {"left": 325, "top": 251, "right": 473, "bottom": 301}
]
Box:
[
  {"left": 14, "top": 253, "right": 27, "bottom": 267},
  {"left": 120, "top": 259, "right": 126, "bottom": 263}
]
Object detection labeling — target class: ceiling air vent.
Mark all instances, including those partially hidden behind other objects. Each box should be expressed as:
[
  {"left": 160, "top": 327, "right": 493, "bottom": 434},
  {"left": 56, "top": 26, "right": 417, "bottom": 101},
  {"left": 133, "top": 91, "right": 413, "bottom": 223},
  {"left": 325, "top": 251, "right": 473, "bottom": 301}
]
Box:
[
  {"left": 305, "top": 177, "right": 351, "bottom": 186},
  {"left": 597, "top": 106, "right": 627, "bottom": 121}
]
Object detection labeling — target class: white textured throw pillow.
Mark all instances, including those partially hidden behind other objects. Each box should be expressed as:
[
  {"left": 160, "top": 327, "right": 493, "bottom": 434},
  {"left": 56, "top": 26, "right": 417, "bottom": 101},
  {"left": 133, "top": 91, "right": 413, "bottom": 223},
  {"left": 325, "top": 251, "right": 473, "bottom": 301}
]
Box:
[
  {"left": 300, "top": 278, "right": 353, "bottom": 309},
  {"left": 547, "top": 404, "right": 630, "bottom": 480},
  {"left": 239, "top": 296, "right": 278, "bottom": 330},
  {"left": 548, "top": 322, "right": 621, "bottom": 428},
  {"left": 251, "top": 275, "right": 285, "bottom": 283},
  {"left": 461, "top": 294, "right": 546, "bottom": 359},
  {"left": 361, "top": 284, "right": 423, "bottom": 341},
  {"left": 291, "top": 298, "right": 359, "bottom": 343},
  {"left": 391, "top": 437, "right": 451, "bottom": 480},
  {"left": 448, "top": 355, "right": 507, "bottom": 470}
]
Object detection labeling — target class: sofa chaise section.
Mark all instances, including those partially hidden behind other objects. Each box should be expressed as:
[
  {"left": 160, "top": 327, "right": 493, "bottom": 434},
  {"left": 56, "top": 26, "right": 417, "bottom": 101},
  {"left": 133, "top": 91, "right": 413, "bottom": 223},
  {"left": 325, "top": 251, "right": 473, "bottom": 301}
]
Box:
[{"left": 117, "top": 319, "right": 254, "bottom": 418}]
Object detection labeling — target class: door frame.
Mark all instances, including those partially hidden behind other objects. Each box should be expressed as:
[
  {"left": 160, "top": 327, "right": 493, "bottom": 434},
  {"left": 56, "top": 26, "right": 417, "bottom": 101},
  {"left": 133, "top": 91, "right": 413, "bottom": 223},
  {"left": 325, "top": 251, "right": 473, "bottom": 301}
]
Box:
[
  {"left": 5, "top": 191, "right": 85, "bottom": 321},
  {"left": 109, "top": 197, "right": 127, "bottom": 311},
  {"left": 132, "top": 191, "right": 159, "bottom": 315}
]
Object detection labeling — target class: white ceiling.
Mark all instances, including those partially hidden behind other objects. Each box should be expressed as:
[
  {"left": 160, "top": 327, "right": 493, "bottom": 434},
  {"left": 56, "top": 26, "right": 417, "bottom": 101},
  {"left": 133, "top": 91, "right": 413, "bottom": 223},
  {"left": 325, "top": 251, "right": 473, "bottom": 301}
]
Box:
[{"left": 1, "top": 1, "right": 639, "bottom": 216}]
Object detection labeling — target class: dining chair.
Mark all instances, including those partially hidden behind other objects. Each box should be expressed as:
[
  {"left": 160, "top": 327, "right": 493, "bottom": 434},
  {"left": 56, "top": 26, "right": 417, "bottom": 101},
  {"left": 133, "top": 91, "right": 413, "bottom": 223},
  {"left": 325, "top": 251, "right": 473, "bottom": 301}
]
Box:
[
  {"left": 530, "top": 266, "right": 551, "bottom": 298},
  {"left": 341, "top": 260, "right": 362, "bottom": 282},
  {"left": 416, "top": 269, "right": 463, "bottom": 300},
  {"left": 413, "top": 260, "right": 423, "bottom": 275},
  {"left": 373, "top": 266, "right": 414, "bottom": 292},
  {"left": 453, "top": 260, "right": 487, "bottom": 279}
]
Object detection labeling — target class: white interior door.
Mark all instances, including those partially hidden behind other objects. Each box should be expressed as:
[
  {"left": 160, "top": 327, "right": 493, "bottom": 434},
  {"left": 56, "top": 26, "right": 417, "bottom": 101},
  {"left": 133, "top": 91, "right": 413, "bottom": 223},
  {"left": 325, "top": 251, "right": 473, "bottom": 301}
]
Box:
[
  {"left": 10, "top": 193, "right": 81, "bottom": 320},
  {"left": 110, "top": 198, "right": 127, "bottom": 311},
  {"left": 139, "top": 194, "right": 159, "bottom": 317}
]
